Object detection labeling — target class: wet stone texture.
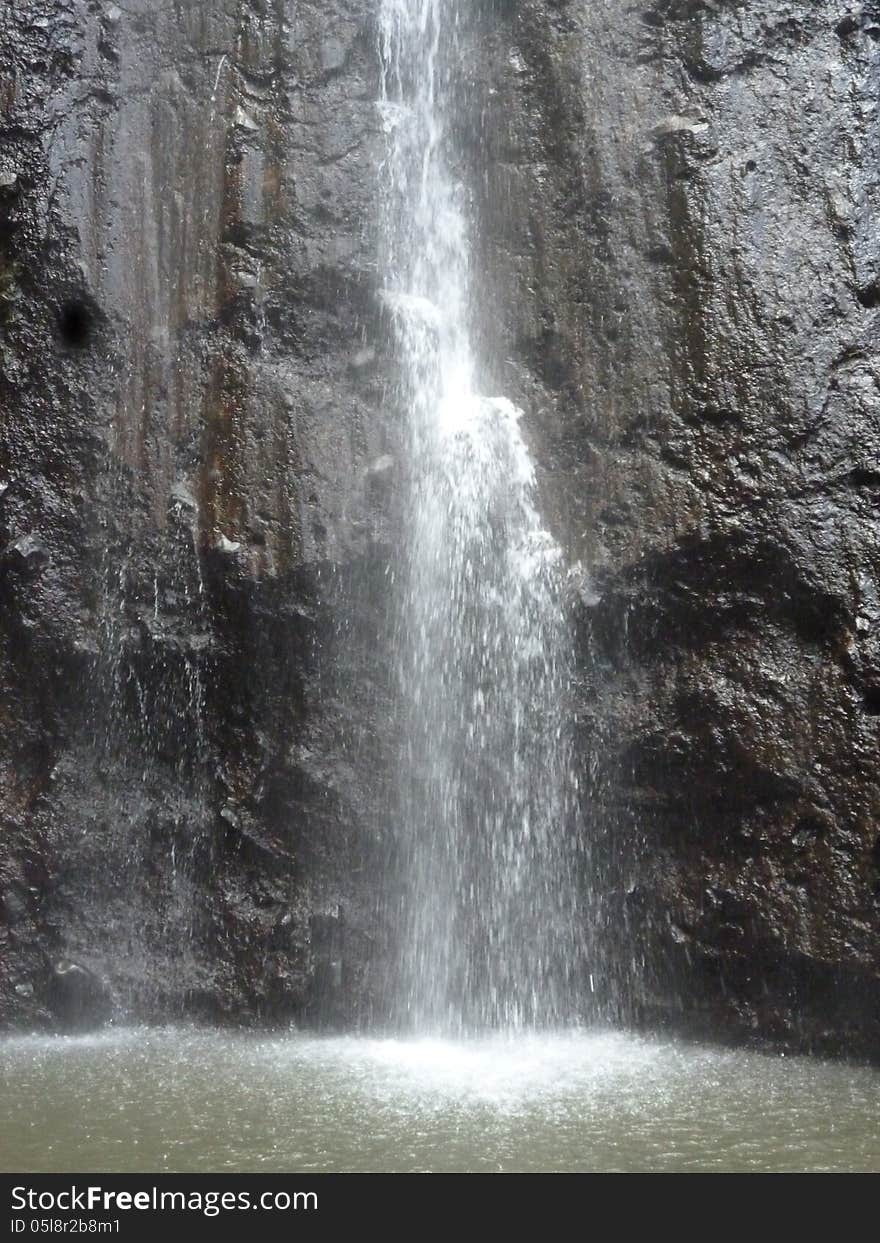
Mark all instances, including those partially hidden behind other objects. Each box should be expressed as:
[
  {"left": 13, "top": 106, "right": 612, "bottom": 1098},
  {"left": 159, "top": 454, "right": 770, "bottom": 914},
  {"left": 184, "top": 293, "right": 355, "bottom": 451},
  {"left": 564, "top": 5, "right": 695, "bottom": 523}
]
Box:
[
  {"left": 0, "top": 0, "right": 400, "bottom": 1030},
  {"left": 0, "top": 0, "right": 878, "bottom": 1059},
  {"left": 474, "top": 0, "right": 880, "bottom": 1058}
]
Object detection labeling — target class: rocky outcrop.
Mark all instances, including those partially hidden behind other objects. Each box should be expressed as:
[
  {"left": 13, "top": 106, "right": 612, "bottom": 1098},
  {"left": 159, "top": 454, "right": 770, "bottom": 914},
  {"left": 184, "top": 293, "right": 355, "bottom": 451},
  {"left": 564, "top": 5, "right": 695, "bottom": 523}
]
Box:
[
  {"left": 476, "top": 0, "right": 880, "bottom": 1058},
  {"left": 0, "top": 0, "right": 877, "bottom": 1059},
  {"left": 0, "top": 0, "right": 398, "bottom": 1028}
]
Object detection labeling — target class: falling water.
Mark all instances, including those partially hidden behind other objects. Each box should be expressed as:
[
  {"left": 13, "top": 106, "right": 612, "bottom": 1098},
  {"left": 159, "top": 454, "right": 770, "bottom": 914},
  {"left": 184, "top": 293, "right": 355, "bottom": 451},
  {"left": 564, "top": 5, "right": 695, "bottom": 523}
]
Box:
[{"left": 379, "top": 1, "right": 586, "bottom": 1032}]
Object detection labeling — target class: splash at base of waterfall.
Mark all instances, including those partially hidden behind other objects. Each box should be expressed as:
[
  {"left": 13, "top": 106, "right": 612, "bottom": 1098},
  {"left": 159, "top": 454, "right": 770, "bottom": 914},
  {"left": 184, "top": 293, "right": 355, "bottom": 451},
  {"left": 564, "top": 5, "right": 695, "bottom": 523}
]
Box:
[{"left": 3, "top": 1027, "right": 878, "bottom": 1172}]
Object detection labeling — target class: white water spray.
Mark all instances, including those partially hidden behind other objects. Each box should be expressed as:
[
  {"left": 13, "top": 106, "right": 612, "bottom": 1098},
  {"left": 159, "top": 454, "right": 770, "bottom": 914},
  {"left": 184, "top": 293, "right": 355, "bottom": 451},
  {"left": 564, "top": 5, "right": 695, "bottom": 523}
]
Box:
[{"left": 379, "top": 0, "right": 586, "bottom": 1032}]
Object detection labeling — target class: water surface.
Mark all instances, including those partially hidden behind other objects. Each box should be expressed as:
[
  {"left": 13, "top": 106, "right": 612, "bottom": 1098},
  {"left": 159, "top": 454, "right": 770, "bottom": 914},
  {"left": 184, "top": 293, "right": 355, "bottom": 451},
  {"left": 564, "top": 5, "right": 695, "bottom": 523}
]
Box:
[{"left": 1, "top": 1029, "right": 877, "bottom": 1172}]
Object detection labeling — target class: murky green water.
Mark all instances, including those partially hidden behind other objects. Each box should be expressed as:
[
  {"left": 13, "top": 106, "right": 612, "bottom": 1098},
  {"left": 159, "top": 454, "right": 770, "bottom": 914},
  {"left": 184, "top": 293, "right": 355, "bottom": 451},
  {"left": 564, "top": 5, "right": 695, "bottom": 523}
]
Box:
[{"left": 0, "top": 1028, "right": 877, "bottom": 1172}]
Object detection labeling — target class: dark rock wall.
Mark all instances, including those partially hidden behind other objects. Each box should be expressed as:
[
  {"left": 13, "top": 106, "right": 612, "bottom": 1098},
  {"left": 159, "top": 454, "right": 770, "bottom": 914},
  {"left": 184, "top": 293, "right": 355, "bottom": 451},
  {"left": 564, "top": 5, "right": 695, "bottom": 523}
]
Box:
[
  {"left": 0, "top": 0, "right": 398, "bottom": 1027},
  {"left": 473, "top": 0, "right": 880, "bottom": 1056},
  {"left": 0, "top": 0, "right": 877, "bottom": 1057}
]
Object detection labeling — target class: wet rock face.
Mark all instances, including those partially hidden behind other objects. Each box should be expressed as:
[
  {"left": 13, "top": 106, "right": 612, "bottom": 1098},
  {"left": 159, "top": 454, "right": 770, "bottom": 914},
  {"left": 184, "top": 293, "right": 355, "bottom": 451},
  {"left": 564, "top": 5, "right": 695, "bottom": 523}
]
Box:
[
  {"left": 0, "top": 0, "right": 878, "bottom": 1057},
  {"left": 475, "top": 0, "right": 880, "bottom": 1057},
  {"left": 0, "top": 0, "right": 398, "bottom": 1029}
]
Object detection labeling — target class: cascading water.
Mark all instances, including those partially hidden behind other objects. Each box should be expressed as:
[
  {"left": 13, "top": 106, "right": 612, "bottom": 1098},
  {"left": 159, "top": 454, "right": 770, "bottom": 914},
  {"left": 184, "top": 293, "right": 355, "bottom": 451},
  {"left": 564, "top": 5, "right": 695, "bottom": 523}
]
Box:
[{"left": 379, "top": 0, "right": 587, "bottom": 1032}]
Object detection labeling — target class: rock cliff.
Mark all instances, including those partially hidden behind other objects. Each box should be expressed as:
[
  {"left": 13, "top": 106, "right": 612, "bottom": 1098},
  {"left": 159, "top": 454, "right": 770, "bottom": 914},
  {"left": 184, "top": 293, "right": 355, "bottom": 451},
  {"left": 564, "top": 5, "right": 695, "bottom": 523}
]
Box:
[{"left": 0, "top": 0, "right": 877, "bottom": 1058}]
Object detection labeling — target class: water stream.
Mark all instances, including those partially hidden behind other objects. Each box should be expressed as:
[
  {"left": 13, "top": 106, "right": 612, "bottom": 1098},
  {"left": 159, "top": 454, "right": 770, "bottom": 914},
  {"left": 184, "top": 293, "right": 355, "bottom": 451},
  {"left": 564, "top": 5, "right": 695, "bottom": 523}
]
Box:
[{"left": 380, "top": 0, "right": 586, "bottom": 1032}]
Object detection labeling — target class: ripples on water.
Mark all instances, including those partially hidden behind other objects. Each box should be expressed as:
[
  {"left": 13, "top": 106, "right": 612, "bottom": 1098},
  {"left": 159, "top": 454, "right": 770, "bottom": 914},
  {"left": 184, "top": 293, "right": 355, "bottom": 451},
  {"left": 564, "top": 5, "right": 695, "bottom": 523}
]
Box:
[{"left": 1, "top": 1029, "right": 878, "bottom": 1172}]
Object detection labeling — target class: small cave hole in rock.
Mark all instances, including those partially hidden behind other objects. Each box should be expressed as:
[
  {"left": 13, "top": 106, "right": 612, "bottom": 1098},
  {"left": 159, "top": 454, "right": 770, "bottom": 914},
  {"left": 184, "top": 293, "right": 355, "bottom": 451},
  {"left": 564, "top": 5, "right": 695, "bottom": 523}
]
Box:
[
  {"left": 862, "top": 685, "right": 880, "bottom": 715},
  {"left": 792, "top": 814, "right": 828, "bottom": 848},
  {"left": 57, "top": 299, "right": 95, "bottom": 348},
  {"left": 835, "top": 15, "right": 861, "bottom": 38}
]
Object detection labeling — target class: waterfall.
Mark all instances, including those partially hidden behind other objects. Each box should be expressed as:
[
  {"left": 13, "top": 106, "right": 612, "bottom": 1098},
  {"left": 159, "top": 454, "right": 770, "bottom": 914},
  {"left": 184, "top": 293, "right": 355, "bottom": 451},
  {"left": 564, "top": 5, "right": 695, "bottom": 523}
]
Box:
[{"left": 379, "top": 0, "right": 587, "bottom": 1032}]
